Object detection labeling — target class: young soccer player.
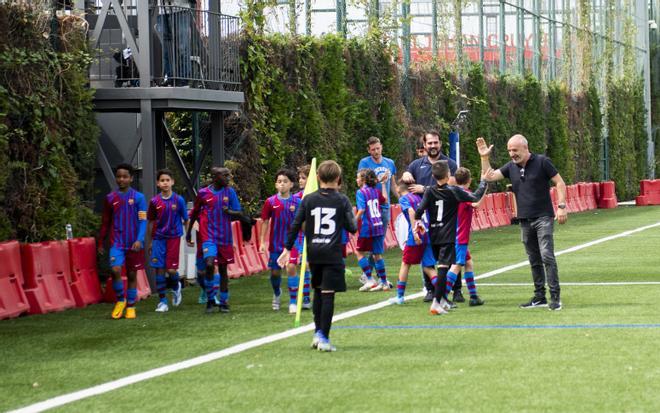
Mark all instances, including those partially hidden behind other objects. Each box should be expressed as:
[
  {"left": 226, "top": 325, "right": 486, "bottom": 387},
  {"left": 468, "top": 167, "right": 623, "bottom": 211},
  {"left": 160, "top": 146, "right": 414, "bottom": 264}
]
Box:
[
  {"left": 355, "top": 169, "right": 390, "bottom": 292},
  {"left": 278, "top": 160, "right": 358, "bottom": 352},
  {"left": 187, "top": 167, "right": 241, "bottom": 314},
  {"left": 390, "top": 180, "right": 438, "bottom": 305},
  {"left": 146, "top": 169, "right": 189, "bottom": 312},
  {"left": 414, "top": 161, "right": 488, "bottom": 315},
  {"left": 442, "top": 167, "right": 486, "bottom": 307},
  {"left": 98, "top": 163, "right": 147, "bottom": 319},
  {"left": 260, "top": 168, "right": 302, "bottom": 313},
  {"left": 294, "top": 165, "right": 312, "bottom": 309}
]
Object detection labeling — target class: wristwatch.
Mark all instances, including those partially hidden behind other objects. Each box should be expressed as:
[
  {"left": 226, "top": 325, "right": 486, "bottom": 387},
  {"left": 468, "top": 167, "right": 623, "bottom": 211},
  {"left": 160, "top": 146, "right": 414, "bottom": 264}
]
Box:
[{"left": 557, "top": 203, "right": 566, "bottom": 209}]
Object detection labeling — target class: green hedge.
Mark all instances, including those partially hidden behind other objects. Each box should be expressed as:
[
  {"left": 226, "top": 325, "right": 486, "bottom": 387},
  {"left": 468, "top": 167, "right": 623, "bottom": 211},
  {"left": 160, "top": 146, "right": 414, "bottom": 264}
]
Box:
[{"left": 0, "top": 4, "right": 98, "bottom": 242}]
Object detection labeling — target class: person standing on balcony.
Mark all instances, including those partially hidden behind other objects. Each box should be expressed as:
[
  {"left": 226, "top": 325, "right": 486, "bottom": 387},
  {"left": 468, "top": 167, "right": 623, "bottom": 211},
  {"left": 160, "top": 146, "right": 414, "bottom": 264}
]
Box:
[{"left": 156, "top": 0, "right": 196, "bottom": 86}]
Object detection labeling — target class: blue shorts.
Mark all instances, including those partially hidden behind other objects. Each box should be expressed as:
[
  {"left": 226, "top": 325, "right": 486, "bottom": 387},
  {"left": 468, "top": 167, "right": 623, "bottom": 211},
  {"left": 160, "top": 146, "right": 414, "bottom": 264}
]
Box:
[
  {"left": 196, "top": 255, "right": 206, "bottom": 272},
  {"left": 421, "top": 243, "right": 436, "bottom": 267},
  {"left": 202, "top": 241, "right": 235, "bottom": 265},
  {"left": 455, "top": 244, "right": 471, "bottom": 266},
  {"left": 150, "top": 238, "right": 181, "bottom": 269},
  {"left": 109, "top": 245, "right": 144, "bottom": 270}
]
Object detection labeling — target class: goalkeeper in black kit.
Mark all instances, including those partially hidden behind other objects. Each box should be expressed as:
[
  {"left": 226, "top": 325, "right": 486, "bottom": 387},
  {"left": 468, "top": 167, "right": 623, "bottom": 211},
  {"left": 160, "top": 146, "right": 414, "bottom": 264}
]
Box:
[
  {"left": 278, "top": 160, "right": 358, "bottom": 352},
  {"left": 414, "top": 161, "right": 489, "bottom": 315}
]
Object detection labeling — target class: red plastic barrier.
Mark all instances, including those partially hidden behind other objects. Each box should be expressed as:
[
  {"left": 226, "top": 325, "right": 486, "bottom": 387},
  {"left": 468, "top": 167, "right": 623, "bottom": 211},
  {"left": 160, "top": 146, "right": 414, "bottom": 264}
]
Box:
[
  {"left": 575, "top": 184, "right": 588, "bottom": 211},
  {"left": 21, "top": 241, "right": 76, "bottom": 315},
  {"left": 232, "top": 221, "right": 263, "bottom": 276},
  {"left": 565, "top": 185, "right": 578, "bottom": 213},
  {"left": 254, "top": 219, "right": 270, "bottom": 266},
  {"left": 473, "top": 204, "right": 491, "bottom": 230},
  {"left": 482, "top": 195, "right": 500, "bottom": 227},
  {"left": 0, "top": 241, "right": 29, "bottom": 319},
  {"left": 492, "top": 193, "right": 510, "bottom": 227},
  {"left": 636, "top": 179, "right": 660, "bottom": 206},
  {"left": 68, "top": 238, "right": 103, "bottom": 307},
  {"left": 243, "top": 225, "right": 267, "bottom": 274},
  {"left": 598, "top": 181, "right": 618, "bottom": 209},
  {"left": 580, "top": 183, "right": 597, "bottom": 210},
  {"left": 470, "top": 212, "right": 482, "bottom": 231},
  {"left": 384, "top": 225, "right": 397, "bottom": 249},
  {"left": 103, "top": 268, "right": 151, "bottom": 303},
  {"left": 389, "top": 204, "right": 402, "bottom": 232}
]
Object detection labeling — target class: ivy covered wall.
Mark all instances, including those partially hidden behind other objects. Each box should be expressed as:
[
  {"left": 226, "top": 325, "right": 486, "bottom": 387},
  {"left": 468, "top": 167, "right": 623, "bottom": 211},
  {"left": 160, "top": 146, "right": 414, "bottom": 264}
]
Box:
[{"left": 0, "top": 4, "right": 98, "bottom": 242}]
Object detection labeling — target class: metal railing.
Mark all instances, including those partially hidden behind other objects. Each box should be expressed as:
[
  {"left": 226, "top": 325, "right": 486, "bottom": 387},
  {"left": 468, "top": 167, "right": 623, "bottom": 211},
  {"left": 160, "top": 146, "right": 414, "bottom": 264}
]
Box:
[{"left": 88, "top": 4, "right": 241, "bottom": 91}]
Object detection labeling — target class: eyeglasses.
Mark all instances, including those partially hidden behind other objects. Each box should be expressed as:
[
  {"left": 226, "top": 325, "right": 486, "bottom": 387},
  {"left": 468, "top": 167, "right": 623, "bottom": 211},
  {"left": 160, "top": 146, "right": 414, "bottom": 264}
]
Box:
[{"left": 519, "top": 167, "right": 525, "bottom": 181}]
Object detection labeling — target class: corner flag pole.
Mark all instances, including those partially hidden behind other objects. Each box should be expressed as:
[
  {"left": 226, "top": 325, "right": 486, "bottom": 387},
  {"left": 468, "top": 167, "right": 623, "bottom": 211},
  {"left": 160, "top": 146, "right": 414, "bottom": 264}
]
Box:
[{"left": 294, "top": 158, "right": 317, "bottom": 327}]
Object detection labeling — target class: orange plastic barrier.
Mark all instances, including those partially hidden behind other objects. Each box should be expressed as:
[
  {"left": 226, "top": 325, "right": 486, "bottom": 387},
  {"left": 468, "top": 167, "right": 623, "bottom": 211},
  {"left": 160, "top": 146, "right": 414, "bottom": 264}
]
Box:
[
  {"left": 68, "top": 238, "right": 103, "bottom": 307},
  {"left": 598, "top": 181, "right": 618, "bottom": 209},
  {"left": 21, "top": 241, "right": 76, "bottom": 315},
  {"left": 0, "top": 241, "right": 29, "bottom": 319},
  {"left": 254, "top": 219, "right": 270, "bottom": 267},
  {"left": 232, "top": 221, "right": 263, "bottom": 276},
  {"left": 242, "top": 224, "right": 267, "bottom": 274},
  {"left": 636, "top": 179, "right": 660, "bottom": 206}
]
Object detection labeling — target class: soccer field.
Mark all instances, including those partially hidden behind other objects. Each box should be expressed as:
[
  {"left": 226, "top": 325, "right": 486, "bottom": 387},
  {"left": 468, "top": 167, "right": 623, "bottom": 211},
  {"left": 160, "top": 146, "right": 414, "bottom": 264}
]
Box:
[{"left": 2, "top": 206, "right": 660, "bottom": 412}]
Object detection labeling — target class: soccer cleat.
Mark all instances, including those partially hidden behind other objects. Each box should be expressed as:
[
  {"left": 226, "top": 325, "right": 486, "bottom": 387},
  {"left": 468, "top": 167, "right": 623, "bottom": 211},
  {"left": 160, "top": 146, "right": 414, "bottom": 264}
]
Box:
[
  {"left": 218, "top": 303, "right": 230, "bottom": 313},
  {"left": 311, "top": 331, "right": 322, "bottom": 349},
  {"left": 288, "top": 303, "right": 297, "bottom": 314},
  {"left": 111, "top": 301, "right": 126, "bottom": 319},
  {"left": 198, "top": 288, "right": 207, "bottom": 304},
  {"left": 429, "top": 298, "right": 448, "bottom": 315},
  {"left": 520, "top": 297, "right": 548, "bottom": 309},
  {"left": 302, "top": 301, "right": 312, "bottom": 310},
  {"left": 439, "top": 297, "right": 454, "bottom": 311},
  {"left": 387, "top": 281, "right": 394, "bottom": 289},
  {"left": 423, "top": 290, "right": 434, "bottom": 302},
  {"left": 369, "top": 282, "right": 385, "bottom": 292},
  {"left": 358, "top": 273, "right": 368, "bottom": 285},
  {"left": 453, "top": 289, "right": 465, "bottom": 303},
  {"left": 548, "top": 300, "right": 562, "bottom": 311},
  {"left": 359, "top": 279, "right": 377, "bottom": 292},
  {"left": 390, "top": 296, "right": 405, "bottom": 305},
  {"left": 171, "top": 282, "right": 182, "bottom": 307},
  {"left": 317, "top": 339, "right": 337, "bottom": 352},
  {"left": 272, "top": 294, "right": 281, "bottom": 311},
  {"left": 125, "top": 307, "right": 136, "bottom": 319},
  {"left": 205, "top": 301, "right": 216, "bottom": 314},
  {"left": 155, "top": 301, "right": 169, "bottom": 312},
  {"left": 378, "top": 282, "right": 391, "bottom": 292},
  {"left": 469, "top": 296, "right": 485, "bottom": 307}
]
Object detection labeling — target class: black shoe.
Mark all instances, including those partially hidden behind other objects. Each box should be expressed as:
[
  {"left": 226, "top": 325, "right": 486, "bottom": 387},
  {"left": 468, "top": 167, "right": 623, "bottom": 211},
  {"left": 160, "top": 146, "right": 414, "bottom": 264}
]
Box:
[
  {"left": 453, "top": 290, "right": 465, "bottom": 303},
  {"left": 218, "top": 303, "right": 230, "bottom": 313},
  {"left": 205, "top": 301, "right": 216, "bottom": 314},
  {"left": 469, "top": 296, "right": 485, "bottom": 306},
  {"left": 520, "top": 297, "right": 548, "bottom": 308},
  {"left": 446, "top": 299, "right": 457, "bottom": 309},
  {"left": 423, "top": 290, "right": 434, "bottom": 302},
  {"left": 548, "top": 300, "right": 562, "bottom": 311}
]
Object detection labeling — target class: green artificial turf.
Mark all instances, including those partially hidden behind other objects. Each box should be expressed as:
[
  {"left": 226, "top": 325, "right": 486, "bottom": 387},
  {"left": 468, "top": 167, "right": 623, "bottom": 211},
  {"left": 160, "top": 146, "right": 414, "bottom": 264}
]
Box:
[{"left": 2, "top": 205, "right": 659, "bottom": 412}]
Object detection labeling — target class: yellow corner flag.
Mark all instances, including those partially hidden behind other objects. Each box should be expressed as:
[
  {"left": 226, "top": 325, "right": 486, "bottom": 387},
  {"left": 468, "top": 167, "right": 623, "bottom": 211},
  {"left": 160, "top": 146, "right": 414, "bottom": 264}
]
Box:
[{"left": 294, "top": 158, "right": 318, "bottom": 327}]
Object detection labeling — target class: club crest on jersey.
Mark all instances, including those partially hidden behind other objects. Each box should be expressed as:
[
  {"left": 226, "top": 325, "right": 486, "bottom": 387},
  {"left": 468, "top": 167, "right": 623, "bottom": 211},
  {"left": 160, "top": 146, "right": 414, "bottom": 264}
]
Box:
[
  {"left": 152, "top": 258, "right": 158, "bottom": 263},
  {"left": 171, "top": 204, "right": 177, "bottom": 210},
  {"left": 128, "top": 198, "right": 134, "bottom": 205},
  {"left": 223, "top": 196, "right": 229, "bottom": 203},
  {"left": 110, "top": 256, "right": 116, "bottom": 262},
  {"left": 289, "top": 204, "right": 295, "bottom": 212}
]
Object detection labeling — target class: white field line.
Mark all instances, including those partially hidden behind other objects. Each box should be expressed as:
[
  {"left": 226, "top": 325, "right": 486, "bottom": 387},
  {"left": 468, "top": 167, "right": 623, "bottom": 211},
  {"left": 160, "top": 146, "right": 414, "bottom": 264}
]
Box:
[
  {"left": 479, "top": 282, "right": 660, "bottom": 286},
  {"left": 9, "top": 221, "right": 660, "bottom": 413}
]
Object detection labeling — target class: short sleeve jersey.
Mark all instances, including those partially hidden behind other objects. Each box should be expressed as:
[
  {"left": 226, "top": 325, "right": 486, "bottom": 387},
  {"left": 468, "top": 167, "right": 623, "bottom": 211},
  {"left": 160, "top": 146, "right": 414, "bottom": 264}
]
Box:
[
  {"left": 406, "top": 154, "right": 458, "bottom": 187},
  {"left": 191, "top": 185, "right": 241, "bottom": 245},
  {"left": 285, "top": 188, "right": 358, "bottom": 264},
  {"left": 261, "top": 194, "right": 301, "bottom": 253},
  {"left": 148, "top": 192, "right": 188, "bottom": 239},
  {"left": 399, "top": 193, "right": 430, "bottom": 246},
  {"left": 356, "top": 185, "right": 387, "bottom": 238},
  {"left": 357, "top": 156, "right": 397, "bottom": 207},
  {"left": 500, "top": 154, "right": 558, "bottom": 219},
  {"left": 456, "top": 191, "right": 474, "bottom": 245},
  {"left": 104, "top": 189, "right": 148, "bottom": 249}
]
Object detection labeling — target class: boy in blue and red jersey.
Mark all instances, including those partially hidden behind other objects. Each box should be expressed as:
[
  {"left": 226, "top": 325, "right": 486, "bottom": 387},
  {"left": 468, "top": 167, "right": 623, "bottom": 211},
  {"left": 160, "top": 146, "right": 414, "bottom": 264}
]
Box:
[
  {"left": 260, "top": 169, "right": 302, "bottom": 314},
  {"left": 294, "top": 165, "right": 312, "bottom": 309},
  {"left": 98, "top": 163, "right": 147, "bottom": 319},
  {"left": 146, "top": 169, "right": 189, "bottom": 313},
  {"left": 355, "top": 168, "right": 390, "bottom": 292},
  {"left": 443, "top": 167, "right": 486, "bottom": 307},
  {"left": 390, "top": 180, "right": 438, "bottom": 305},
  {"left": 186, "top": 167, "right": 241, "bottom": 314}
]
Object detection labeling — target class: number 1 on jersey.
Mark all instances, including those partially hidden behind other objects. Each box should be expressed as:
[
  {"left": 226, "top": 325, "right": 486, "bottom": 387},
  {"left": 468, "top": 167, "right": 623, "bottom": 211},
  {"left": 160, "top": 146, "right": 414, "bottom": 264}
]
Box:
[{"left": 435, "top": 200, "right": 444, "bottom": 222}]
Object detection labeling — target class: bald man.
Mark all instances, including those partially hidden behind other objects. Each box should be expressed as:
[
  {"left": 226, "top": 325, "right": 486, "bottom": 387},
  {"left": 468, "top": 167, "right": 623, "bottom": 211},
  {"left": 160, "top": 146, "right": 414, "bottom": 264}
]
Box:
[{"left": 477, "top": 135, "right": 567, "bottom": 311}]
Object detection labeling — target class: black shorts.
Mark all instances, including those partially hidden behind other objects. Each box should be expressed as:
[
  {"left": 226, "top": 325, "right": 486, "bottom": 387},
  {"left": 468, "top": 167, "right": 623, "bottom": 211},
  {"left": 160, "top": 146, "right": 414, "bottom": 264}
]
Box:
[
  {"left": 432, "top": 243, "right": 455, "bottom": 266},
  {"left": 309, "top": 263, "right": 347, "bottom": 292}
]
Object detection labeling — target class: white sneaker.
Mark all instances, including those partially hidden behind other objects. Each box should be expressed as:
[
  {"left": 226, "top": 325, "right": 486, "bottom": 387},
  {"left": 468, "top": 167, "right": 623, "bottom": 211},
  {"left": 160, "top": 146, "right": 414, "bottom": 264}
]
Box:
[
  {"left": 439, "top": 297, "right": 453, "bottom": 311},
  {"left": 317, "top": 339, "right": 337, "bottom": 352},
  {"left": 288, "top": 303, "right": 297, "bottom": 314},
  {"left": 272, "top": 294, "right": 281, "bottom": 311},
  {"left": 311, "top": 331, "right": 322, "bottom": 349},
  {"left": 358, "top": 273, "right": 368, "bottom": 285},
  {"left": 171, "top": 282, "right": 182, "bottom": 307},
  {"left": 390, "top": 296, "right": 404, "bottom": 305},
  {"left": 430, "top": 298, "right": 448, "bottom": 315},
  {"left": 359, "top": 279, "right": 377, "bottom": 292},
  {"left": 302, "top": 301, "right": 312, "bottom": 310},
  {"left": 155, "top": 301, "right": 169, "bottom": 312},
  {"left": 381, "top": 282, "right": 391, "bottom": 292}
]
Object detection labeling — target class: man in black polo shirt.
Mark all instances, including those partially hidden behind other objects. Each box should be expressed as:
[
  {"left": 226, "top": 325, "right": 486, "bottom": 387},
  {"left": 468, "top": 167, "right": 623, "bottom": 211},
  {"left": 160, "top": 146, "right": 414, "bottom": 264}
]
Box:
[
  {"left": 477, "top": 135, "right": 568, "bottom": 310},
  {"left": 402, "top": 130, "right": 461, "bottom": 302}
]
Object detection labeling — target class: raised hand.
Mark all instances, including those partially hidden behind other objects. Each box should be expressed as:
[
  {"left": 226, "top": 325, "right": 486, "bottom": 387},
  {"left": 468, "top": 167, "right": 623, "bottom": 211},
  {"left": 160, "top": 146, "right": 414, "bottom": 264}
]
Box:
[{"left": 476, "top": 137, "right": 493, "bottom": 157}]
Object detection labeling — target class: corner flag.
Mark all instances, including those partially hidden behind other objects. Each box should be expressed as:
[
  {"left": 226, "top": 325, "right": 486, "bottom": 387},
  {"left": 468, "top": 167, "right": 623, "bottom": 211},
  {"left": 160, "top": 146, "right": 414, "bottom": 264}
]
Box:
[{"left": 294, "top": 158, "right": 317, "bottom": 327}]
